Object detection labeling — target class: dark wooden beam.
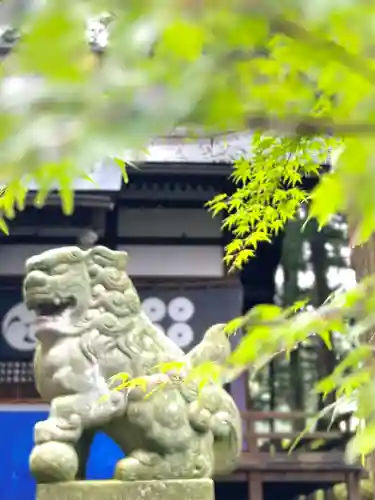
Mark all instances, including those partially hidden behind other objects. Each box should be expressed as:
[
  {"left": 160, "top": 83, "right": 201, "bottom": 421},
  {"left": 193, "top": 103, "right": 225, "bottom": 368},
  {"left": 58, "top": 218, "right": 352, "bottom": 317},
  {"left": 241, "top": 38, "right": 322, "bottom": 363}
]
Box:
[
  {"left": 0, "top": 235, "right": 224, "bottom": 246},
  {"left": 25, "top": 192, "right": 115, "bottom": 209},
  {"left": 132, "top": 162, "right": 231, "bottom": 176}
]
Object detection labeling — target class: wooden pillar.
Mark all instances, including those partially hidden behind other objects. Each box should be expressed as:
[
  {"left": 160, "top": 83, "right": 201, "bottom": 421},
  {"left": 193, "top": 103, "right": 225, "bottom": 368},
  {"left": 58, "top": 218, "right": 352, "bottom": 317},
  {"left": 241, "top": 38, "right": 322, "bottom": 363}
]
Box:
[
  {"left": 324, "top": 489, "right": 335, "bottom": 500},
  {"left": 348, "top": 221, "right": 375, "bottom": 499},
  {"left": 103, "top": 203, "right": 119, "bottom": 249},
  {"left": 248, "top": 472, "right": 263, "bottom": 500},
  {"left": 346, "top": 472, "right": 360, "bottom": 500}
]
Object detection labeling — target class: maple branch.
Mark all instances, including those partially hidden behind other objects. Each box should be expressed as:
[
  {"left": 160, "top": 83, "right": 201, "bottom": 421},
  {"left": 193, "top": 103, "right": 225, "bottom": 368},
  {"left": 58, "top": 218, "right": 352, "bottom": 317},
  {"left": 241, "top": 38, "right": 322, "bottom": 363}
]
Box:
[
  {"left": 157, "top": 115, "right": 375, "bottom": 141},
  {"left": 245, "top": 114, "right": 375, "bottom": 137}
]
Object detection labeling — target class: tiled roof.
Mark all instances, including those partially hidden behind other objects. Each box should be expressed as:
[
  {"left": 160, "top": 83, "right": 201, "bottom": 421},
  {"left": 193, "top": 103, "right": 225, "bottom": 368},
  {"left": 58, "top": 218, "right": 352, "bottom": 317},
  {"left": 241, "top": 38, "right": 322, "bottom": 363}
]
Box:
[{"left": 127, "top": 133, "right": 253, "bottom": 164}]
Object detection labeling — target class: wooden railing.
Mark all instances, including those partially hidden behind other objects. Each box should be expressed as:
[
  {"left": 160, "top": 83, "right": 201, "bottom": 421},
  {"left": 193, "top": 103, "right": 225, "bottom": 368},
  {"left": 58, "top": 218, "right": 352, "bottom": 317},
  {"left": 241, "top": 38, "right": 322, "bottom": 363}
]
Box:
[{"left": 242, "top": 410, "right": 354, "bottom": 454}]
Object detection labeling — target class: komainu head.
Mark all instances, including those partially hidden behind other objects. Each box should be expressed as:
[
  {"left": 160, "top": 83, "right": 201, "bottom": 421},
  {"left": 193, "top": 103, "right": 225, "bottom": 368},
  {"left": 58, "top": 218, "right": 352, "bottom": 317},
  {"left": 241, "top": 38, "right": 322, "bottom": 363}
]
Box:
[{"left": 23, "top": 246, "right": 141, "bottom": 341}]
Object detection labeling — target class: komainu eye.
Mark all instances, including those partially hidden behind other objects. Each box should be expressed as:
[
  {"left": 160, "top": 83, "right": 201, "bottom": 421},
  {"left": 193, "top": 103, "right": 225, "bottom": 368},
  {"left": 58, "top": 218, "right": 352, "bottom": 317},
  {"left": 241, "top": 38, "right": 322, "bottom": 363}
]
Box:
[
  {"left": 37, "top": 265, "right": 50, "bottom": 273},
  {"left": 51, "top": 264, "right": 69, "bottom": 275}
]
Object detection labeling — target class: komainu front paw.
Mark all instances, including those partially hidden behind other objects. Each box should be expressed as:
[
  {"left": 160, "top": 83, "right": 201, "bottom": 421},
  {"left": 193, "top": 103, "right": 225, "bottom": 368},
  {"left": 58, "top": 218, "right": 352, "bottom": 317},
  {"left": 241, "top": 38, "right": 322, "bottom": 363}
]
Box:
[
  {"left": 34, "top": 415, "right": 82, "bottom": 444},
  {"left": 29, "top": 441, "right": 78, "bottom": 483}
]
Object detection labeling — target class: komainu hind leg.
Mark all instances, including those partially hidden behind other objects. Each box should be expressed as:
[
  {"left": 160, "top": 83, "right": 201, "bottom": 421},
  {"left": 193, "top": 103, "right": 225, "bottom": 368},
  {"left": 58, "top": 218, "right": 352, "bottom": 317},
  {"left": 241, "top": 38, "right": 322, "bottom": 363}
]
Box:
[
  {"left": 114, "top": 445, "right": 213, "bottom": 481},
  {"left": 114, "top": 371, "right": 216, "bottom": 481}
]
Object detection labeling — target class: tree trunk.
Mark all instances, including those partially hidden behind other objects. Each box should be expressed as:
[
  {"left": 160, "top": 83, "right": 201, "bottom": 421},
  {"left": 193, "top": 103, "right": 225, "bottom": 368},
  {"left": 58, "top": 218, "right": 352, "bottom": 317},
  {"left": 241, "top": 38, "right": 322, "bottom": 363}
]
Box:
[
  {"left": 281, "top": 220, "right": 305, "bottom": 429},
  {"left": 308, "top": 220, "right": 337, "bottom": 426},
  {"left": 348, "top": 227, "right": 375, "bottom": 499},
  {"left": 350, "top": 233, "right": 375, "bottom": 283}
]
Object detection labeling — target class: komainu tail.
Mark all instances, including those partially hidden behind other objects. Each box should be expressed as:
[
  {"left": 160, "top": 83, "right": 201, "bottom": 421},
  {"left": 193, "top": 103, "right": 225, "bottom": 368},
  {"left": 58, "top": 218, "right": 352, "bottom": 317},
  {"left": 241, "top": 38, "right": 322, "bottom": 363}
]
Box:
[
  {"left": 184, "top": 324, "right": 243, "bottom": 476},
  {"left": 185, "top": 323, "right": 231, "bottom": 372}
]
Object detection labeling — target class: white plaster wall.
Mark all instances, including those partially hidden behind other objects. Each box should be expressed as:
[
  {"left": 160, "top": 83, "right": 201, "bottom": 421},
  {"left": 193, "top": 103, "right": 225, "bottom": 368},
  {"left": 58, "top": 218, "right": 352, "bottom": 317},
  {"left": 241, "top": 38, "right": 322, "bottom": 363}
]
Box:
[
  {"left": 0, "top": 244, "right": 223, "bottom": 277},
  {"left": 117, "top": 208, "right": 221, "bottom": 239},
  {"left": 0, "top": 245, "right": 58, "bottom": 275},
  {"left": 119, "top": 245, "right": 223, "bottom": 277}
]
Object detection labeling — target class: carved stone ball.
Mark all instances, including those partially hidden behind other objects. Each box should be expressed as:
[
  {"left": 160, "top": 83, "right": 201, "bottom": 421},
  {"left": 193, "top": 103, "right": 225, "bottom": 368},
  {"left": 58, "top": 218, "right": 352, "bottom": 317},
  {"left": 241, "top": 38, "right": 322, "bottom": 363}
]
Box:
[{"left": 29, "top": 441, "right": 79, "bottom": 482}]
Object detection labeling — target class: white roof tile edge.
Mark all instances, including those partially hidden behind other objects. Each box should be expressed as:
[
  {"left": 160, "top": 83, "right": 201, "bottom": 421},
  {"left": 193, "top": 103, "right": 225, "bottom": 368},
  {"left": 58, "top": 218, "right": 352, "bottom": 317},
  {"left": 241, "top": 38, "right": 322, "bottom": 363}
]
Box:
[
  {"left": 128, "top": 132, "right": 329, "bottom": 165},
  {"left": 138, "top": 133, "right": 253, "bottom": 164}
]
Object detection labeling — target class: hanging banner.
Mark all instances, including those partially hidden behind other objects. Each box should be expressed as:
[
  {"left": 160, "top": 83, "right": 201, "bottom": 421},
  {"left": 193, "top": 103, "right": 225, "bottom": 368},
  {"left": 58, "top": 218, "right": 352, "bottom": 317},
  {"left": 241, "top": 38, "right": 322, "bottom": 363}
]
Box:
[
  {"left": 138, "top": 282, "right": 241, "bottom": 351},
  {"left": 0, "top": 281, "right": 241, "bottom": 364},
  {"left": 0, "top": 288, "right": 34, "bottom": 362}
]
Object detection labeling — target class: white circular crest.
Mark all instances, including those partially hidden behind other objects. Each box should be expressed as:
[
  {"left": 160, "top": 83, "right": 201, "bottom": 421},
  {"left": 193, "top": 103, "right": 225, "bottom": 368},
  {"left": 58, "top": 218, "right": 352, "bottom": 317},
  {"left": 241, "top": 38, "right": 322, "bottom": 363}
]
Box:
[
  {"left": 142, "top": 297, "right": 166, "bottom": 322},
  {"left": 168, "top": 297, "right": 195, "bottom": 322},
  {"left": 1, "top": 302, "right": 37, "bottom": 352},
  {"left": 167, "top": 323, "right": 194, "bottom": 348}
]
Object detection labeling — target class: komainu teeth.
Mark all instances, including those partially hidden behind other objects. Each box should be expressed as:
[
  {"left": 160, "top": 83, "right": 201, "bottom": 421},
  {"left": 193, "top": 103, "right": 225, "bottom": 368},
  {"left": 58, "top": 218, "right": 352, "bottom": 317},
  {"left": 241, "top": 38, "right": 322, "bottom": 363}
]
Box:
[{"left": 54, "top": 297, "right": 61, "bottom": 305}]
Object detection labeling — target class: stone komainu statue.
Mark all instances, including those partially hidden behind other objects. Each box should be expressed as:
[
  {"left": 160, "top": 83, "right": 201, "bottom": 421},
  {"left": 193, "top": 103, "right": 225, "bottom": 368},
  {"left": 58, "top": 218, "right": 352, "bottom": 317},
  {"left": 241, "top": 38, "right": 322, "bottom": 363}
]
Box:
[{"left": 23, "top": 246, "right": 242, "bottom": 483}]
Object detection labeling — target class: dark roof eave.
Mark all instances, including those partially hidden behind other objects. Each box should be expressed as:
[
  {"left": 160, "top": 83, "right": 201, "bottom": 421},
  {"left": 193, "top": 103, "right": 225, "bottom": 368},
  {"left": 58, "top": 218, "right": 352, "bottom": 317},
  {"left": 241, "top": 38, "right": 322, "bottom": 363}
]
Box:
[{"left": 133, "top": 162, "right": 232, "bottom": 176}]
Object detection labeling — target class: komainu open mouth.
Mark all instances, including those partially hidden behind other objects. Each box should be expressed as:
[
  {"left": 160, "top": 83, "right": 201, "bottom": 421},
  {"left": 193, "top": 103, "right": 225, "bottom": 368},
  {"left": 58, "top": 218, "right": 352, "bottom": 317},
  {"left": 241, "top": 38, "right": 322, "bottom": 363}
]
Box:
[{"left": 27, "top": 295, "right": 76, "bottom": 318}]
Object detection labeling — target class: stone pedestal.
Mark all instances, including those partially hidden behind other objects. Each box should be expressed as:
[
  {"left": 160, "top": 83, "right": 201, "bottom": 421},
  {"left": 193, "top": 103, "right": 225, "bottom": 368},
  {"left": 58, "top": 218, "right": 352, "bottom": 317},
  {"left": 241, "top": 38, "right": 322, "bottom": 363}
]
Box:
[{"left": 36, "top": 479, "right": 214, "bottom": 500}]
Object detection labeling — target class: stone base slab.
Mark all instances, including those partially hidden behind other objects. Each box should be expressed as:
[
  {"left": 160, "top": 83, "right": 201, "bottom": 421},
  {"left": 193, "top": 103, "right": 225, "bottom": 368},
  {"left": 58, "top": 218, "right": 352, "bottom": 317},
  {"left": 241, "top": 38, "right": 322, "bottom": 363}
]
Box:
[{"left": 37, "top": 479, "right": 214, "bottom": 500}]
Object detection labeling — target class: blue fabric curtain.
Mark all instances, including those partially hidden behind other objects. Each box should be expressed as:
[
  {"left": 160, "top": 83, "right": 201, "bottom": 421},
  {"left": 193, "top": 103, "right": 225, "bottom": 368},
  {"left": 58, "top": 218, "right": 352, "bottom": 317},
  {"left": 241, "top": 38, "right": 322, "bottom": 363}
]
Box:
[{"left": 0, "top": 410, "right": 124, "bottom": 500}]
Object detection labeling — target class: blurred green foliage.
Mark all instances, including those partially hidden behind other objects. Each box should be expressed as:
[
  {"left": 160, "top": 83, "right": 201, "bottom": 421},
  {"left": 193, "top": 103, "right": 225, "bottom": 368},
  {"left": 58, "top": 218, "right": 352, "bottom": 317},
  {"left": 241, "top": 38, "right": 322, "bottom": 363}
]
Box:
[{"left": 2, "top": 0, "right": 375, "bottom": 462}]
